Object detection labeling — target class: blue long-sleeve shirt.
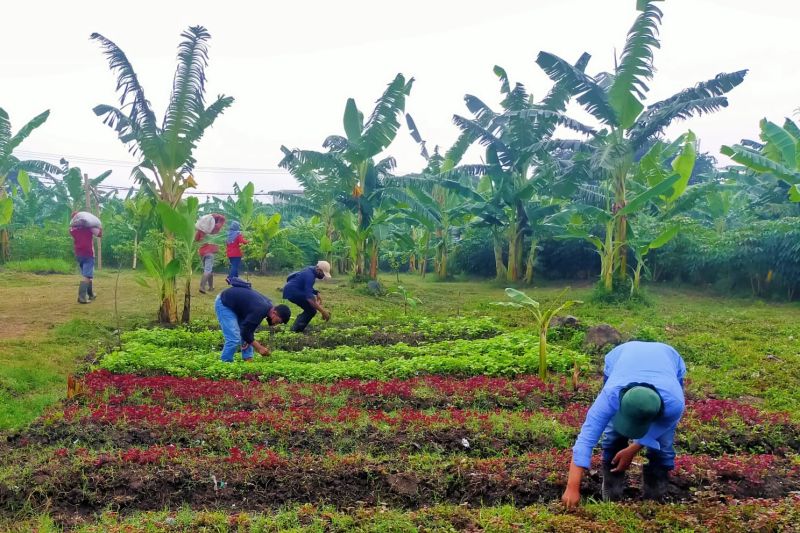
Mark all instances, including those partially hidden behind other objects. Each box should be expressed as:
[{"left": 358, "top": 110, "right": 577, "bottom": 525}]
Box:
[
  {"left": 283, "top": 266, "right": 319, "bottom": 302},
  {"left": 571, "top": 341, "right": 686, "bottom": 469},
  {"left": 219, "top": 287, "right": 274, "bottom": 344}
]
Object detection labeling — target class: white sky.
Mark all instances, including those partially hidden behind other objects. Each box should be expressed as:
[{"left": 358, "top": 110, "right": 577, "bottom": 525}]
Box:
[{"left": 2, "top": 0, "right": 798, "bottom": 197}]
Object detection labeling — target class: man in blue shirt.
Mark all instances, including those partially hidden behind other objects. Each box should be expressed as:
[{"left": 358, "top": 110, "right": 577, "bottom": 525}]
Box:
[
  {"left": 562, "top": 341, "right": 686, "bottom": 507},
  {"left": 216, "top": 286, "right": 291, "bottom": 362},
  {"left": 282, "top": 261, "right": 332, "bottom": 332}
]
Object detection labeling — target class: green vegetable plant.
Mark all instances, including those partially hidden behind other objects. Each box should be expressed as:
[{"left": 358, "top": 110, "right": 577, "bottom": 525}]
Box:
[
  {"left": 388, "top": 285, "right": 421, "bottom": 315},
  {"left": 494, "top": 288, "right": 581, "bottom": 380}
]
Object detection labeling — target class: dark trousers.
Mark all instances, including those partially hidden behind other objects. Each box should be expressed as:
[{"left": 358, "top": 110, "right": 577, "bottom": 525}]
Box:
[
  {"left": 289, "top": 297, "right": 317, "bottom": 332},
  {"left": 228, "top": 257, "right": 241, "bottom": 278},
  {"left": 601, "top": 420, "right": 676, "bottom": 469}
]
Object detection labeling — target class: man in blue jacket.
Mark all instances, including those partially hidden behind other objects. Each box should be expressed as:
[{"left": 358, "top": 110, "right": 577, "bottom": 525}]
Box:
[
  {"left": 561, "top": 341, "right": 686, "bottom": 507},
  {"left": 215, "top": 286, "right": 291, "bottom": 362},
  {"left": 283, "top": 261, "right": 332, "bottom": 332}
]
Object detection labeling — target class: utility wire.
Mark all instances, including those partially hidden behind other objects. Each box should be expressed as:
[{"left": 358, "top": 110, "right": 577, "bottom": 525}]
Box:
[
  {"left": 33, "top": 174, "right": 299, "bottom": 197},
  {"left": 15, "top": 150, "right": 291, "bottom": 175}
]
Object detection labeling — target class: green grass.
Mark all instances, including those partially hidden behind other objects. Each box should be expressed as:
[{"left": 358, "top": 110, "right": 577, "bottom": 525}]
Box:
[{"left": 1, "top": 258, "right": 74, "bottom": 274}]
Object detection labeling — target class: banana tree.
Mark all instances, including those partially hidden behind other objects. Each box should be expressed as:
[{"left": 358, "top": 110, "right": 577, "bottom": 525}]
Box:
[
  {"left": 722, "top": 118, "right": 800, "bottom": 203},
  {"left": 0, "top": 108, "right": 59, "bottom": 261},
  {"left": 280, "top": 74, "right": 413, "bottom": 279},
  {"left": 449, "top": 62, "right": 596, "bottom": 281},
  {"left": 567, "top": 133, "right": 697, "bottom": 292},
  {"left": 155, "top": 197, "right": 199, "bottom": 323},
  {"left": 535, "top": 0, "right": 746, "bottom": 290},
  {"left": 250, "top": 212, "right": 283, "bottom": 274},
  {"left": 122, "top": 195, "right": 154, "bottom": 269},
  {"left": 92, "top": 26, "right": 233, "bottom": 323}
]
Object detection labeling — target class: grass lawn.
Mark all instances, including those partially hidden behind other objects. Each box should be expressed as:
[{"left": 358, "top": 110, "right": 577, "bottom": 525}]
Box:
[{"left": 1, "top": 269, "right": 798, "bottom": 431}]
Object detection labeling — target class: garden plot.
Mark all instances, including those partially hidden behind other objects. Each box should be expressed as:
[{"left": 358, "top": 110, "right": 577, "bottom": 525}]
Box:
[{"left": 1, "top": 317, "right": 799, "bottom": 531}]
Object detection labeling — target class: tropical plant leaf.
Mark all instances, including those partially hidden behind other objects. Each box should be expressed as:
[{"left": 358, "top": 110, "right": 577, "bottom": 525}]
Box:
[
  {"left": 608, "top": 1, "right": 662, "bottom": 129},
  {"left": 721, "top": 145, "right": 800, "bottom": 185},
  {"left": 536, "top": 51, "right": 617, "bottom": 126},
  {"left": 164, "top": 258, "right": 182, "bottom": 279},
  {"left": 618, "top": 172, "right": 681, "bottom": 216},
  {"left": 343, "top": 98, "right": 363, "bottom": 143},
  {"left": 0, "top": 197, "right": 12, "bottom": 225},
  {"left": 361, "top": 74, "right": 413, "bottom": 158},
  {"left": 16, "top": 170, "right": 31, "bottom": 194},
  {"left": 759, "top": 118, "right": 796, "bottom": 166},
  {"left": 666, "top": 131, "right": 697, "bottom": 202},
  {"left": 504, "top": 287, "right": 539, "bottom": 308},
  {"left": 7, "top": 110, "right": 50, "bottom": 155}
]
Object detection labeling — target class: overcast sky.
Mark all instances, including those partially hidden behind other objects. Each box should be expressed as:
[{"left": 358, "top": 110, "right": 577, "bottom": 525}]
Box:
[{"left": 2, "top": 0, "right": 798, "bottom": 198}]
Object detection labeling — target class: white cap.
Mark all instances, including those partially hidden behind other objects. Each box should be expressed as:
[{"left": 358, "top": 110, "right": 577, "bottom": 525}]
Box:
[{"left": 316, "top": 260, "right": 332, "bottom": 279}]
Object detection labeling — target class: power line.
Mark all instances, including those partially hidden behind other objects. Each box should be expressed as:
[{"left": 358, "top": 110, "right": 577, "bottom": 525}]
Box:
[
  {"left": 34, "top": 174, "right": 298, "bottom": 197},
  {"left": 15, "top": 150, "right": 291, "bottom": 175}
]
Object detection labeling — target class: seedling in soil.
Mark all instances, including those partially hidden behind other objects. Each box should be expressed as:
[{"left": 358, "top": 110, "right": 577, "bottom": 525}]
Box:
[{"left": 494, "top": 288, "right": 582, "bottom": 381}]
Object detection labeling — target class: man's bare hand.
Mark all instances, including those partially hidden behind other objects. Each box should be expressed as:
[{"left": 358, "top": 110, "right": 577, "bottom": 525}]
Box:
[
  {"left": 561, "top": 486, "right": 581, "bottom": 508},
  {"left": 611, "top": 444, "right": 641, "bottom": 473},
  {"left": 321, "top": 309, "right": 331, "bottom": 321}
]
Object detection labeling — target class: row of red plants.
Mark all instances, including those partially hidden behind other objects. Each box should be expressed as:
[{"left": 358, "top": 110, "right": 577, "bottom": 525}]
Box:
[
  {"left": 53, "top": 398, "right": 798, "bottom": 438},
  {"left": 78, "top": 370, "right": 595, "bottom": 409},
  {"left": 30, "top": 446, "right": 800, "bottom": 495}
]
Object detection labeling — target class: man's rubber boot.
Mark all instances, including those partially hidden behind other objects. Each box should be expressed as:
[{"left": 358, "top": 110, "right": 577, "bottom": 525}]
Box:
[
  {"left": 88, "top": 281, "right": 96, "bottom": 300},
  {"left": 78, "top": 281, "right": 90, "bottom": 304},
  {"left": 601, "top": 462, "right": 626, "bottom": 502},
  {"left": 642, "top": 464, "right": 670, "bottom": 501},
  {"left": 199, "top": 274, "right": 208, "bottom": 294}
]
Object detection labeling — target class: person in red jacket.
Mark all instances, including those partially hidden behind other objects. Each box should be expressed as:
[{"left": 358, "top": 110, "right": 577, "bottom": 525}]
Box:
[
  {"left": 69, "top": 222, "right": 102, "bottom": 304},
  {"left": 226, "top": 221, "right": 247, "bottom": 279},
  {"left": 198, "top": 242, "right": 219, "bottom": 294}
]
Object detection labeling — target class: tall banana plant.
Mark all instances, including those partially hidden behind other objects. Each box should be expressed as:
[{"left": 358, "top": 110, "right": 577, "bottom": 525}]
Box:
[
  {"left": 92, "top": 26, "right": 234, "bottom": 323},
  {"left": 535, "top": 0, "right": 746, "bottom": 290},
  {"left": 394, "top": 117, "right": 482, "bottom": 279},
  {"left": 0, "top": 108, "right": 59, "bottom": 261},
  {"left": 280, "top": 74, "right": 413, "bottom": 279},
  {"left": 449, "top": 63, "right": 595, "bottom": 281},
  {"left": 567, "top": 132, "right": 698, "bottom": 293},
  {"left": 722, "top": 118, "right": 800, "bottom": 203}
]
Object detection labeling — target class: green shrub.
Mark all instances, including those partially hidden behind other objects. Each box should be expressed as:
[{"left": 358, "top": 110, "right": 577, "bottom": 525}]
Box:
[
  {"left": 3, "top": 258, "right": 74, "bottom": 274},
  {"left": 8, "top": 222, "right": 72, "bottom": 262}
]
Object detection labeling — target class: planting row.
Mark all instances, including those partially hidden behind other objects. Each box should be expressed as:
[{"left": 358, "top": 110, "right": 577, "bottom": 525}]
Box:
[
  {"left": 1, "top": 448, "right": 797, "bottom": 516},
  {"left": 22, "top": 399, "right": 799, "bottom": 456},
  {"left": 32, "top": 497, "right": 800, "bottom": 533},
  {"left": 100, "top": 333, "right": 589, "bottom": 381},
  {"left": 74, "top": 371, "right": 596, "bottom": 410},
  {"left": 123, "top": 316, "right": 503, "bottom": 352}
]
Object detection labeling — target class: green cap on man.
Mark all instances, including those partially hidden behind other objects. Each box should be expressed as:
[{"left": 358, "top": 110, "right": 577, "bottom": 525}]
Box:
[{"left": 612, "top": 385, "right": 663, "bottom": 439}]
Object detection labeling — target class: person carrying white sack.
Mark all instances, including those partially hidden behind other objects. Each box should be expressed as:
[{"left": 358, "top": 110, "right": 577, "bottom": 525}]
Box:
[{"left": 69, "top": 211, "right": 102, "bottom": 304}]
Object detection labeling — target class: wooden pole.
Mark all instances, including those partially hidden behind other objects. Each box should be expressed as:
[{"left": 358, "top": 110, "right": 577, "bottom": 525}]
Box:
[{"left": 84, "top": 173, "right": 102, "bottom": 269}]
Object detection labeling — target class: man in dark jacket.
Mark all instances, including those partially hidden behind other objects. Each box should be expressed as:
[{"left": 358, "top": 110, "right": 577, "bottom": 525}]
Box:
[
  {"left": 561, "top": 341, "right": 686, "bottom": 507},
  {"left": 282, "top": 260, "right": 332, "bottom": 332},
  {"left": 215, "top": 286, "right": 291, "bottom": 362}
]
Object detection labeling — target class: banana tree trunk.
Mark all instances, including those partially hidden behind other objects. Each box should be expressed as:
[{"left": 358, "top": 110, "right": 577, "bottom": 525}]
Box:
[
  {"left": 181, "top": 276, "right": 191, "bottom": 324},
  {"left": 439, "top": 246, "right": 448, "bottom": 280},
  {"left": 616, "top": 214, "right": 628, "bottom": 282},
  {"left": 506, "top": 222, "right": 524, "bottom": 282},
  {"left": 369, "top": 240, "right": 379, "bottom": 280},
  {"left": 492, "top": 231, "right": 506, "bottom": 281},
  {"left": 158, "top": 237, "right": 178, "bottom": 324},
  {"left": 0, "top": 227, "right": 9, "bottom": 263},
  {"left": 524, "top": 239, "right": 538, "bottom": 285},
  {"left": 409, "top": 254, "right": 416, "bottom": 273},
  {"left": 539, "top": 327, "right": 548, "bottom": 381},
  {"left": 132, "top": 233, "right": 139, "bottom": 270},
  {"left": 601, "top": 220, "right": 614, "bottom": 292}
]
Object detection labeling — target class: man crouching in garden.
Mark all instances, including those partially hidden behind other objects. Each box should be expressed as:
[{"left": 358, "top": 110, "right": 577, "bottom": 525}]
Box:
[
  {"left": 562, "top": 341, "right": 686, "bottom": 507},
  {"left": 215, "top": 284, "right": 291, "bottom": 362}
]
